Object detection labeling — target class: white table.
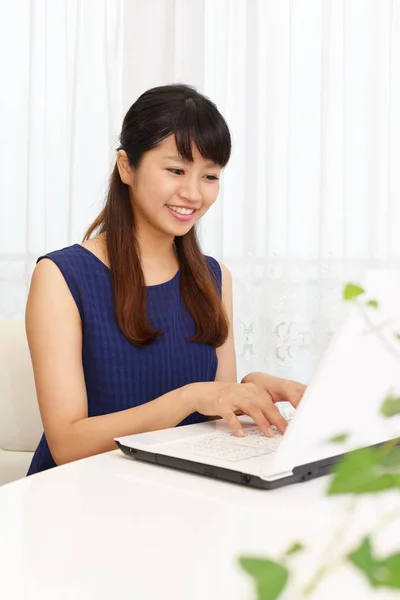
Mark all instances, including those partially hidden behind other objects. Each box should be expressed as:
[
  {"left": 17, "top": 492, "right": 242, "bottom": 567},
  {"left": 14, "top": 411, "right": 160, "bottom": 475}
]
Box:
[{"left": 0, "top": 449, "right": 399, "bottom": 600}]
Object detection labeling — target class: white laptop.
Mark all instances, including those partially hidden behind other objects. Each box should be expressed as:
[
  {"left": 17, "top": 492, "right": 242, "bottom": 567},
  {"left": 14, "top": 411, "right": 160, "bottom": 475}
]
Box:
[{"left": 115, "top": 270, "right": 400, "bottom": 489}]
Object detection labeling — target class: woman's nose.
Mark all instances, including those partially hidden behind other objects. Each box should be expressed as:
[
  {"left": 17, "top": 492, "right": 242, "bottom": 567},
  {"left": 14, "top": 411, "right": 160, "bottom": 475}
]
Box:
[{"left": 179, "top": 181, "right": 202, "bottom": 205}]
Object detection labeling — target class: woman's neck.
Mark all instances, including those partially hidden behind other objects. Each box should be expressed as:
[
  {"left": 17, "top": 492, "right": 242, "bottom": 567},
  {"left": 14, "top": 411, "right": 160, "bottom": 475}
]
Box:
[{"left": 134, "top": 220, "right": 177, "bottom": 265}]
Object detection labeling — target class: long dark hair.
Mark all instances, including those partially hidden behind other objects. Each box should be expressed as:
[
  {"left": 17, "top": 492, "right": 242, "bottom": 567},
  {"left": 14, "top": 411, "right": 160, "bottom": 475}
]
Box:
[{"left": 84, "top": 84, "right": 231, "bottom": 347}]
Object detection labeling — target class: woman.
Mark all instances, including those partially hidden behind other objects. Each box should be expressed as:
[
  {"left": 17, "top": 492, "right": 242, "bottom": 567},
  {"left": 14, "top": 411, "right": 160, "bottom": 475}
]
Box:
[{"left": 26, "top": 84, "right": 305, "bottom": 475}]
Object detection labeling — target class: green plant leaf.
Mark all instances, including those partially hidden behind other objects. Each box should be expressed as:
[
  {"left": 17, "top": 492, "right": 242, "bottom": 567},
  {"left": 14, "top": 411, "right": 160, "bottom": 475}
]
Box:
[
  {"left": 348, "top": 537, "right": 374, "bottom": 581},
  {"left": 374, "top": 553, "right": 400, "bottom": 588},
  {"left": 394, "top": 332, "right": 400, "bottom": 341},
  {"left": 349, "top": 537, "right": 400, "bottom": 589},
  {"left": 328, "top": 447, "right": 400, "bottom": 495},
  {"left": 381, "top": 392, "right": 400, "bottom": 417},
  {"left": 366, "top": 299, "right": 379, "bottom": 309},
  {"left": 328, "top": 433, "right": 349, "bottom": 444},
  {"left": 239, "top": 557, "right": 289, "bottom": 600},
  {"left": 378, "top": 446, "right": 400, "bottom": 473},
  {"left": 343, "top": 283, "right": 365, "bottom": 301},
  {"left": 284, "top": 542, "right": 305, "bottom": 557}
]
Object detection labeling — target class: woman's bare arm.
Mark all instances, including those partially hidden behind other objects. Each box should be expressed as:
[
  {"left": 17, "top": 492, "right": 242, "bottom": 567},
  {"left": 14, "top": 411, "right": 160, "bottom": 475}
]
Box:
[
  {"left": 215, "top": 262, "right": 237, "bottom": 382},
  {"left": 26, "top": 259, "right": 194, "bottom": 465}
]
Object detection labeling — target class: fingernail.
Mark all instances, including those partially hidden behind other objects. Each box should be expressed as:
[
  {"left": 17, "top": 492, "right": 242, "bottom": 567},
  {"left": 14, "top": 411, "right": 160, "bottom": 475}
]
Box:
[
  {"left": 266, "top": 427, "right": 275, "bottom": 437},
  {"left": 237, "top": 429, "right": 245, "bottom": 437}
]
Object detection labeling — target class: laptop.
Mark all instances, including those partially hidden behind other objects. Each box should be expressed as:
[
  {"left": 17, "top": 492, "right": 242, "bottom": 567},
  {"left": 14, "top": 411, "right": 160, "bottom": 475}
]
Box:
[{"left": 115, "top": 270, "right": 400, "bottom": 489}]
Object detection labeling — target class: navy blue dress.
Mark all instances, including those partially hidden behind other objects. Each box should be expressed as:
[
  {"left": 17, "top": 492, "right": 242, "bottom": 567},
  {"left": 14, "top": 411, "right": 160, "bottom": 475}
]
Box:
[{"left": 27, "top": 244, "right": 220, "bottom": 475}]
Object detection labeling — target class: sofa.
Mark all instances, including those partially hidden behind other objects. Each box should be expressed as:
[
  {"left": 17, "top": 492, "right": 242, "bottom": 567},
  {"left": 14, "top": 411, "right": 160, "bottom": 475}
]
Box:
[{"left": 0, "top": 318, "right": 43, "bottom": 485}]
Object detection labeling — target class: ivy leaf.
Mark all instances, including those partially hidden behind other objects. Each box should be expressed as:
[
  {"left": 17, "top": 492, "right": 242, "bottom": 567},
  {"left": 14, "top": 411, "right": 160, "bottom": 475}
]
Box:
[
  {"left": 239, "top": 557, "right": 289, "bottom": 600},
  {"left": 328, "top": 447, "right": 400, "bottom": 495},
  {"left": 328, "top": 433, "right": 349, "bottom": 444},
  {"left": 381, "top": 392, "right": 400, "bottom": 417},
  {"left": 349, "top": 537, "right": 400, "bottom": 589},
  {"left": 343, "top": 283, "right": 365, "bottom": 301},
  {"left": 284, "top": 542, "right": 305, "bottom": 557},
  {"left": 366, "top": 299, "right": 379, "bottom": 309}
]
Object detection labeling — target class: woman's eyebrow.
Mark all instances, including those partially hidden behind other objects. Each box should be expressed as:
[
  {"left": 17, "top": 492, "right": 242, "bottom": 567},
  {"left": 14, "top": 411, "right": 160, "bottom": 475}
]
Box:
[
  {"left": 162, "top": 155, "right": 219, "bottom": 168},
  {"left": 162, "top": 155, "right": 186, "bottom": 162}
]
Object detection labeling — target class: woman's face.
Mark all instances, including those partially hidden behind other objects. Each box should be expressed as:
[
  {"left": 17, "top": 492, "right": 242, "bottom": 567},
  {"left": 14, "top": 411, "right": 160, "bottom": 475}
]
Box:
[{"left": 118, "top": 135, "right": 222, "bottom": 237}]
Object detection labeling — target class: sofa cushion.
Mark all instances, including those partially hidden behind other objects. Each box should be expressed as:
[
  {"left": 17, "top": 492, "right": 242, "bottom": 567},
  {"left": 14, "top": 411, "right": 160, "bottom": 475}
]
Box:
[
  {"left": 0, "top": 449, "right": 34, "bottom": 485},
  {"left": 0, "top": 318, "right": 42, "bottom": 452}
]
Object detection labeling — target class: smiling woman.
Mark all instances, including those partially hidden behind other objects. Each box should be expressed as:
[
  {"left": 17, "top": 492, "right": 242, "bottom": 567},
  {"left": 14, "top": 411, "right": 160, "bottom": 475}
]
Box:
[
  {"left": 25, "top": 84, "right": 306, "bottom": 477},
  {"left": 84, "top": 85, "right": 230, "bottom": 346}
]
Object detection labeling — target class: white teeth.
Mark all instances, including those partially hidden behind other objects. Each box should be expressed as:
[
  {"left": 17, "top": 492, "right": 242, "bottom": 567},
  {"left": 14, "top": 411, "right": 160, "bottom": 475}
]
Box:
[{"left": 167, "top": 206, "right": 195, "bottom": 215}]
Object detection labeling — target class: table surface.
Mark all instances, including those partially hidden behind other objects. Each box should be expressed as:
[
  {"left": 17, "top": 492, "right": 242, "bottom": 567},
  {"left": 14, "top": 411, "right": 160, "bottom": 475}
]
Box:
[{"left": 0, "top": 449, "right": 399, "bottom": 600}]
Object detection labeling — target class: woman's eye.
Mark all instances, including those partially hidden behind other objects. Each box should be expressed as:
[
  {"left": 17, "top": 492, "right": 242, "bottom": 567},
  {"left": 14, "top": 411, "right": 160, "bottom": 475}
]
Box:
[{"left": 167, "top": 168, "right": 219, "bottom": 180}]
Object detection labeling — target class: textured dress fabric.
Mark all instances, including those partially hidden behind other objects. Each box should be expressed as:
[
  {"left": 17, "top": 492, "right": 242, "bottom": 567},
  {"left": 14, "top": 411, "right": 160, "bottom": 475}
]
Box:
[{"left": 27, "top": 244, "right": 221, "bottom": 475}]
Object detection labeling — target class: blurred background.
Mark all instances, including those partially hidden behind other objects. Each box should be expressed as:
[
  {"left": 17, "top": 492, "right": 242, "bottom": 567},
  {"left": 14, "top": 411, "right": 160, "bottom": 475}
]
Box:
[{"left": 1, "top": 0, "right": 400, "bottom": 382}]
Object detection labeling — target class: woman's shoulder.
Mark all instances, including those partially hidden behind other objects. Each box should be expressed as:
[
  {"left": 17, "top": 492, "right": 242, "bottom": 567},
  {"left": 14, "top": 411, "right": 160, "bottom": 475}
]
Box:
[
  {"left": 79, "top": 234, "right": 109, "bottom": 267},
  {"left": 37, "top": 235, "right": 108, "bottom": 270},
  {"left": 204, "top": 255, "right": 221, "bottom": 275},
  {"left": 38, "top": 243, "right": 80, "bottom": 263},
  {"left": 204, "top": 255, "right": 231, "bottom": 283},
  {"left": 34, "top": 235, "right": 109, "bottom": 290},
  {"left": 32, "top": 236, "right": 110, "bottom": 320}
]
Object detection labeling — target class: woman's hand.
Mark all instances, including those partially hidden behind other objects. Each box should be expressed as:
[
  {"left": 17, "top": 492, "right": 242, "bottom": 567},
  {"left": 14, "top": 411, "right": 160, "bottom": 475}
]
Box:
[
  {"left": 241, "top": 372, "right": 306, "bottom": 409},
  {"left": 183, "top": 381, "right": 289, "bottom": 438}
]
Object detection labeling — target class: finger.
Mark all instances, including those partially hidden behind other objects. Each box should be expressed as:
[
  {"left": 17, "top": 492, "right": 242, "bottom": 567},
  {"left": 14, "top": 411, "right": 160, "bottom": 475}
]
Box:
[
  {"left": 262, "top": 404, "right": 288, "bottom": 434},
  {"left": 283, "top": 382, "right": 307, "bottom": 408},
  {"left": 221, "top": 410, "right": 245, "bottom": 437},
  {"left": 294, "top": 382, "right": 307, "bottom": 398},
  {"left": 245, "top": 409, "right": 274, "bottom": 437},
  {"left": 245, "top": 389, "right": 286, "bottom": 435}
]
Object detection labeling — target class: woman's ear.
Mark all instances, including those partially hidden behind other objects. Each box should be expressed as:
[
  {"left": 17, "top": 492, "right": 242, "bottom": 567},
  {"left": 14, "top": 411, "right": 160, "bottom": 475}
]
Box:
[{"left": 116, "top": 150, "right": 133, "bottom": 185}]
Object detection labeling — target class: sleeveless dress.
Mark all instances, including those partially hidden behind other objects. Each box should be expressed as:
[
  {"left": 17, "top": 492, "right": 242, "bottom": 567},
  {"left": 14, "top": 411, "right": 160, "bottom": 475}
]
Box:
[{"left": 27, "top": 244, "right": 221, "bottom": 475}]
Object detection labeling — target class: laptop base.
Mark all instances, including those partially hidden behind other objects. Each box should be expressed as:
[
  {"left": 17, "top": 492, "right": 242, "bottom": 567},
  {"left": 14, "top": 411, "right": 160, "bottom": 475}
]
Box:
[{"left": 115, "top": 441, "right": 341, "bottom": 490}]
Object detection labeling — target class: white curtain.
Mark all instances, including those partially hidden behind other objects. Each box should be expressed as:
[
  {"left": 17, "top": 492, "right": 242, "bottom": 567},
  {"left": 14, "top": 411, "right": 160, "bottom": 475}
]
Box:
[
  {"left": 0, "top": 0, "right": 123, "bottom": 312},
  {"left": 1, "top": 0, "right": 400, "bottom": 383}
]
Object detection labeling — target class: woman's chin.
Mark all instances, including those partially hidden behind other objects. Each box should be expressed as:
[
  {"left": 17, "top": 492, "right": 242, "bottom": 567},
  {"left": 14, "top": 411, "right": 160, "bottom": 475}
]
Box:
[{"left": 161, "top": 220, "right": 194, "bottom": 237}]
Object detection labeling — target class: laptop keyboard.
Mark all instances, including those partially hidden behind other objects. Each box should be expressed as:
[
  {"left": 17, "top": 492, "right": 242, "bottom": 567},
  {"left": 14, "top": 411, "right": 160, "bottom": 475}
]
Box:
[{"left": 175, "top": 426, "right": 282, "bottom": 462}]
